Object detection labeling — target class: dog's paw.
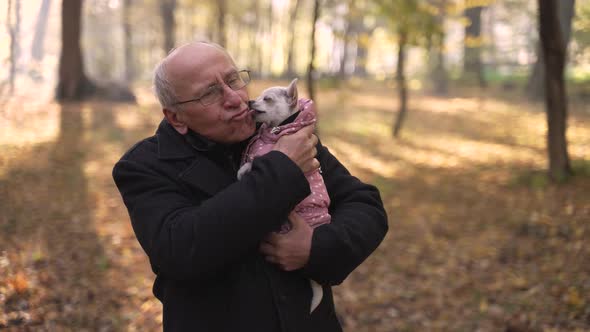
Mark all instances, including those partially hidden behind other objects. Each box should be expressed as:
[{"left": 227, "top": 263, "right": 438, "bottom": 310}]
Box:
[{"left": 237, "top": 162, "right": 252, "bottom": 180}]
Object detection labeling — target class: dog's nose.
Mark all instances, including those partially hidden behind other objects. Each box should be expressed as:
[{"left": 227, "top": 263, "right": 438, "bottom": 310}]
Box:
[{"left": 248, "top": 100, "right": 255, "bottom": 109}]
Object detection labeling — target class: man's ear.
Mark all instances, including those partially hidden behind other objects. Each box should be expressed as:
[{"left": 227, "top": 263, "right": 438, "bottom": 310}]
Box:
[
  {"left": 287, "top": 78, "right": 298, "bottom": 106},
  {"left": 163, "top": 108, "right": 188, "bottom": 135}
]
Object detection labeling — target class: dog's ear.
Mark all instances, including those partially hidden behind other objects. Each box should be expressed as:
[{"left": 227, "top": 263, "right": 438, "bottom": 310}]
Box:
[{"left": 287, "top": 78, "right": 298, "bottom": 107}]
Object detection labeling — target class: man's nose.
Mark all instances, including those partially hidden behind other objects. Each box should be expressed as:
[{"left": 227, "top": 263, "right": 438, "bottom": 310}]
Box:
[{"left": 222, "top": 84, "right": 243, "bottom": 107}]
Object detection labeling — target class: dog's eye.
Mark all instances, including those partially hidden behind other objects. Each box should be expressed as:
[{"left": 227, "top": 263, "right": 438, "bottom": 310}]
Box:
[{"left": 263, "top": 96, "right": 273, "bottom": 102}]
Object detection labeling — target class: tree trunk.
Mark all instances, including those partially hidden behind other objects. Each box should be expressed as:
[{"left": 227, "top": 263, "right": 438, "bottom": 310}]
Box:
[
  {"left": 56, "top": 0, "right": 94, "bottom": 101},
  {"left": 7, "top": 0, "right": 21, "bottom": 95},
  {"left": 393, "top": 30, "right": 408, "bottom": 138},
  {"left": 339, "top": 0, "right": 355, "bottom": 80},
  {"left": 527, "top": 0, "right": 575, "bottom": 99},
  {"left": 463, "top": 5, "right": 486, "bottom": 88},
  {"left": 246, "top": 0, "right": 260, "bottom": 76},
  {"left": 31, "top": 0, "right": 51, "bottom": 62},
  {"left": 255, "top": 0, "right": 265, "bottom": 76},
  {"left": 339, "top": 26, "right": 351, "bottom": 79},
  {"left": 266, "top": 0, "right": 274, "bottom": 76},
  {"left": 160, "top": 0, "right": 176, "bottom": 54},
  {"left": 432, "top": 0, "right": 448, "bottom": 95},
  {"left": 285, "top": 0, "right": 300, "bottom": 77},
  {"left": 122, "top": 0, "right": 133, "bottom": 82},
  {"left": 349, "top": 8, "right": 374, "bottom": 78},
  {"left": 486, "top": 3, "right": 498, "bottom": 75},
  {"left": 216, "top": 0, "right": 227, "bottom": 47},
  {"left": 353, "top": 30, "right": 369, "bottom": 77},
  {"left": 307, "top": 0, "right": 320, "bottom": 101},
  {"left": 539, "top": 0, "right": 573, "bottom": 180},
  {"left": 433, "top": 42, "right": 448, "bottom": 95}
]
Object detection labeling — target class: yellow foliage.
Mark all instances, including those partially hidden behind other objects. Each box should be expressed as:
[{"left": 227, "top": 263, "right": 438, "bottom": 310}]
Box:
[
  {"left": 9, "top": 272, "right": 28, "bottom": 294},
  {"left": 564, "top": 287, "right": 585, "bottom": 309},
  {"left": 479, "top": 299, "right": 489, "bottom": 312},
  {"left": 464, "top": 0, "right": 496, "bottom": 9},
  {"left": 465, "top": 36, "right": 485, "bottom": 48}
]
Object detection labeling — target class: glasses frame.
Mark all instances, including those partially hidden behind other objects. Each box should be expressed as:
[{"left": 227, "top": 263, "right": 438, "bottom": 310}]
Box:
[{"left": 172, "top": 70, "right": 251, "bottom": 107}]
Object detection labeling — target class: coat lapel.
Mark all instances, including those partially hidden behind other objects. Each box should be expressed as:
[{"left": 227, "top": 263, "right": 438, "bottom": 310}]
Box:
[
  {"left": 156, "top": 119, "right": 234, "bottom": 196},
  {"left": 179, "top": 156, "right": 234, "bottom": 196}
]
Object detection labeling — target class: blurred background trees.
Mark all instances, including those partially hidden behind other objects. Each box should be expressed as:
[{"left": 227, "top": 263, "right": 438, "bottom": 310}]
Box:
[
  {"left": 0, "top": 2, "right": 589, "bottom": 330},
  {"left": 3, "top": 0, "right": 590, "bottom": 91}
]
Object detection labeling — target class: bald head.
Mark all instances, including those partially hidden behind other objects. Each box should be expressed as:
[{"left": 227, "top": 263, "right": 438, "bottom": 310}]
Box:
[{"left": 153, "top": 41, "right": 236, "bottom": 108}]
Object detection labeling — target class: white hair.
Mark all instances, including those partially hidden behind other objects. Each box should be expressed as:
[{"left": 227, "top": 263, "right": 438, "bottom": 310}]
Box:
[
  {"left": 153, "top": 57, "right": 177, "bottom": 108},
  {"left": 152, "top": 40, "right": 235, "bottom": 109}
]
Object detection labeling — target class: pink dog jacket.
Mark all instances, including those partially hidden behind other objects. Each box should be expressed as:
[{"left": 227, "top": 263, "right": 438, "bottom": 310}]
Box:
[{"left": 241, "top": 99, "right": 331, "bottom": 229}]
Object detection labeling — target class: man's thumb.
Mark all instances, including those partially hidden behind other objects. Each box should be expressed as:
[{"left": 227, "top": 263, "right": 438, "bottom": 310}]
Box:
[{"left": 289, "top": 212, "right": 307, "bottom": 228}]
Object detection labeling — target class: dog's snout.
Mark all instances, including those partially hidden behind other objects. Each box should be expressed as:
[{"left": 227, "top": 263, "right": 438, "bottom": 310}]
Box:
[{"left": 248, "top": 100, "right": 255, "bottom": 109}]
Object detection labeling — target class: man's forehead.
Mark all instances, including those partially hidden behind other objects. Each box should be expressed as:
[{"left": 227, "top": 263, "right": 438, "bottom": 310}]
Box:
[{"left": 166, "top": 43, "right": 235, "bottom": 86}]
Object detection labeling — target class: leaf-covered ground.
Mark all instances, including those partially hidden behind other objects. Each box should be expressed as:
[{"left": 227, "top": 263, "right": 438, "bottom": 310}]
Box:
[{"left": 1, "top": 82, "right": 589, "bottom": 331}]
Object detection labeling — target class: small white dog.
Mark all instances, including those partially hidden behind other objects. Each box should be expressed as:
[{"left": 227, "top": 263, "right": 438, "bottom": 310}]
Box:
[{"left": 238, "top": 79, "right": 331, "bottom": 313}]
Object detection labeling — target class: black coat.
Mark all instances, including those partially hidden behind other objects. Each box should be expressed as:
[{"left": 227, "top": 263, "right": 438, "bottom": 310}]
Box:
[{"left": 112, "top": 119, "right": 388, "bottom": 332}]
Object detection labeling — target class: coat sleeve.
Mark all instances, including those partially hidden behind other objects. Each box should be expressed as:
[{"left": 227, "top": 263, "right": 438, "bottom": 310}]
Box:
[
  {"left": 113, "top": 149, "right": 310, "bottom": 282},
  {"left": 301, "top": 142, "right": 389, "bottom": 285}
]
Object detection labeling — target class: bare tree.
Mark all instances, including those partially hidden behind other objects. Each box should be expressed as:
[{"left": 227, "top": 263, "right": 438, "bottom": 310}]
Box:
[
  {"left": 463, "top": 5, "right": 486, "bottom": 88},
  {"left": 339, "top": 0, "right": 356, "bottom": 79},
  {"left": 246, "top": 0, "right": 261, "bottom": 75},
  {"left": 122, "top": 0, "right": 134, "bottom": 82},
  {"left": 255, "top": 0, "right": 265, "bottom": 75},
  {"left": 351, "top": 22, "right": 374, "bottom": 77},
  {"left": 31, "top": 0, "right": 51, "bottom": 62},
  {"left": 285, "top": 0, "right": 301, "bottom": 77},
  {"left": 431, "top": 0, "right": 448, "bottom": 95},
  {"left": 527, "top": 0, "right": 575, "bottom": 99},
  {"left": 56, "top": 0, "right": 94, "bottom": 101},
  {"left": 265, "top": 0, "right": 273, "bottom": 75},
  {"left": 160, "top": 0, "right": 176, "bottom": 54},
  {"left": 392, "top": 28, "right": 408, "bottom": 137},
  {"left": 217, "top": 0, "right": 227, "bottom": 47},
  {"left": 374, "top": 0, "right": 438, "bottom": 137},
  {"left": 6, "top": 0, "right": 21, "bottom": 94},
  {"left": 538, "top": 0, "right": 573, "bottom": 180},
  {"left": 307, "top": 0, "right": 320, "bottom": 101}
]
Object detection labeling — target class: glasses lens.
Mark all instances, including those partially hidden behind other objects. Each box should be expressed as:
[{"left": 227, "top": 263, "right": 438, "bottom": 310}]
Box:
[
  {"left": 238, "top": 70, "right": 250, "bottom": 87},
  {"left": 226, "top": 71, "right": 250, "bottom": 91},
  {"left": 199, "top": 86, "right": 222, "bottom": 106},
  {"left": 199, "top": 70, "right": 250, "bottom": 106}
]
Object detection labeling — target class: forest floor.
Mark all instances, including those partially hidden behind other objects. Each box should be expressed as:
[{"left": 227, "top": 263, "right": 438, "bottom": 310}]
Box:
[{"left": 1, "top": 81, "right": 589, "bottom": 331}]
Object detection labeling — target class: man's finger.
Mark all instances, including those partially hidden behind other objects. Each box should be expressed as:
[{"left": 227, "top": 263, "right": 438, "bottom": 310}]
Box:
[
  {"left": 288, "top": 212, "right": 309, "bottom": 230},
  {"left": 300, "top": 124, "right": 315, "bottom": 137},
  {"left": 311, "top": 134, "right": 318, "bottom": 145},
  {"left": 259, "top": 242, "right": 275, "bottom": 256},
  {"left": 265, "top": 255, "right": 278, "bottom": 264},
  {"left": 303, "top": 158, "right": 320, "bottom": 174},
  {"left": 263, "top": 231, "right": 284, "bottom": 245}
]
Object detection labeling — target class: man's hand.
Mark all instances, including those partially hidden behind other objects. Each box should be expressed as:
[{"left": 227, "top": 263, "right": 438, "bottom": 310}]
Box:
[
  {"left": 259, "top": 212, "right": 313, "bottom": 271},
  {"left": 272, "top": 125, "right": 319, "bottom": 174}
]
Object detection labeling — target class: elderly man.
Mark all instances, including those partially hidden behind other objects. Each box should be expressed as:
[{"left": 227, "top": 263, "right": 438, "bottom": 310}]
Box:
[{"left": 112, "top": 41, "right": 388, "bottom": 332}]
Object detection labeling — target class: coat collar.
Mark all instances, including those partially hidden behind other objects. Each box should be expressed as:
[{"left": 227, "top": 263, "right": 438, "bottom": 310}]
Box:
[
  {"left": 278, "top": 110, "right": 301, "bottom": 126},
  {"left": 156, "top": 118, "right": 249, "bottom": 160},
  {"left": 155, "top": 119, "right": 235, "bottom": 196},
  {"left": 155, "top": 118, "right": 255, "bottom": 196},
  {"left": 156, "top": 119, "right": 196, "bottom": 160}
]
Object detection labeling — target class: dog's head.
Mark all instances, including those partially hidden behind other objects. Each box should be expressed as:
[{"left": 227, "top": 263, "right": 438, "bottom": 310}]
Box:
[{"left": 248, "top": 78, "right": 299, "bottom": 127}]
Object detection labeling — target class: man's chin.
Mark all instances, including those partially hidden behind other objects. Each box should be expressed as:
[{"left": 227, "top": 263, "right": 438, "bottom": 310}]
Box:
[{"left": 235, "top": 122, "right": 256, "bottom": 142}]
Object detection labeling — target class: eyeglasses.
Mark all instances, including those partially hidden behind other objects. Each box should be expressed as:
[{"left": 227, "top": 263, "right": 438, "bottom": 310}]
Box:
[{"left": 173, "top": 70, "right": 251, "bottom": 107}]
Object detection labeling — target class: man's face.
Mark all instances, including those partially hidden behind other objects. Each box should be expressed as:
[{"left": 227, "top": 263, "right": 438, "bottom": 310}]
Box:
[{"left": 165, "top": 43, "right": 255, "bottom": 144}]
